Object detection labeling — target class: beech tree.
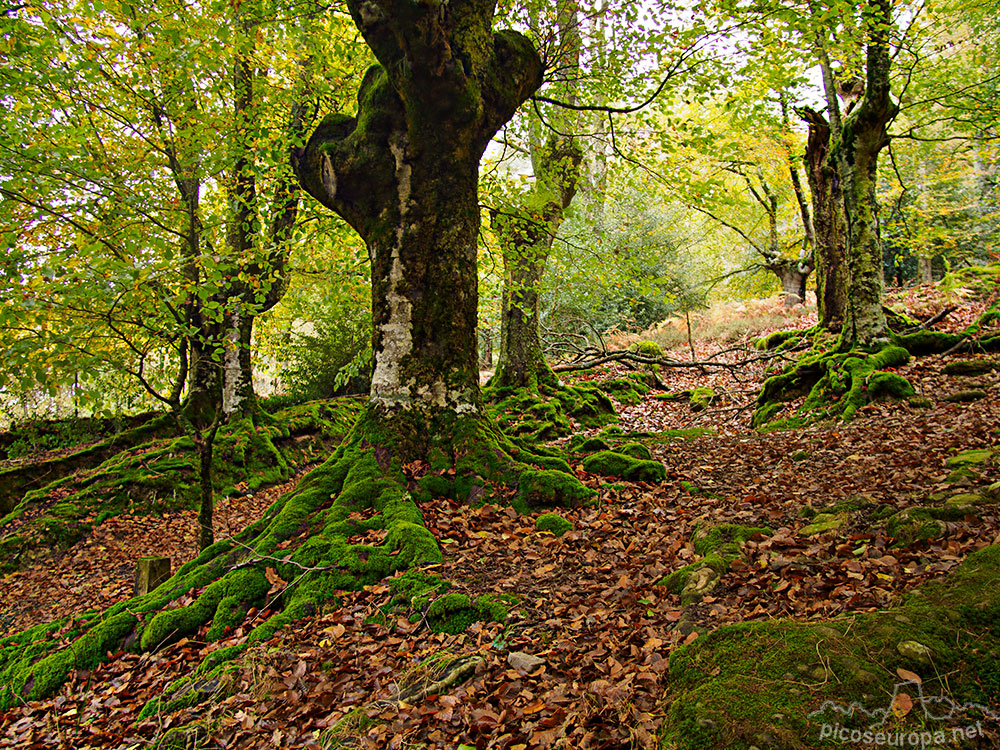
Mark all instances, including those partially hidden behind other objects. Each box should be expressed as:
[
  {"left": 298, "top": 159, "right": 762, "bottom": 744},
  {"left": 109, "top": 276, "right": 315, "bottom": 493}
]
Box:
[
  {"left": 294, "top": 0, "right": 546, "bottom": 458},
  {"left": 489, "top": 0, "right": 584, "bottom": 390}
]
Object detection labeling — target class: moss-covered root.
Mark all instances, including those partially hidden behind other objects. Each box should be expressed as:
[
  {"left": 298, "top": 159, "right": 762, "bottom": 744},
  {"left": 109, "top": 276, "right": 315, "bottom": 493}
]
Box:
[
  {"left": 753, "top": 345, "right": 913, "bottom": 429},
  {"left": 484, "top": 380, "right": 617, "bottom": 443},
  {"left": 658, "top": 543, "right": 1000, "bottom": 750},
  {"left": 0, "top": 397, "right": 363, "bottom": 573},
  {"left": 582, "top": 450, "right": 667, "bottom": 483},
  {"left": 0, "top": 415, "right": 438, "bottom": 711}
]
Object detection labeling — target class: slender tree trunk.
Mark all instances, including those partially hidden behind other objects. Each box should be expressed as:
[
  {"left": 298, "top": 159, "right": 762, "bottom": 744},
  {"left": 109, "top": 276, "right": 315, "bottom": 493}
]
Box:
[
  {"left": 493, "top": 138, "right": 582, "bottom": 390},
  {"left": 799, "top": 107, "right": 848, "bottom": 329},
  {"left": 492, "top": 0, "right": 581, "bottom": 391},
  {"left": 197, "top": 436, "right": 215, "bottom": 550},
  {"left": 221, "top": 25, "right": 311, "bottom": 419},
  {"left": 835, "top": 0, "right": 897, "bottom": 348}
]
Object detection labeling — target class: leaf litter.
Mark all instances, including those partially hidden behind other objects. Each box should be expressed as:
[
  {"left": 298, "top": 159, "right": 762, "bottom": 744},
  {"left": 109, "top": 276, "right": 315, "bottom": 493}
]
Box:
[{"left": 2, "top": 298, "right": 1000, "bottom": 749}]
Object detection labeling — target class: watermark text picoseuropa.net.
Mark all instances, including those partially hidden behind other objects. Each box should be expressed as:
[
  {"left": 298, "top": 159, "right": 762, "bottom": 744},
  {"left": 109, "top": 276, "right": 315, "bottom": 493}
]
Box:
[{"left": 819, "top": 721, "right": 986, "bottom": 748}]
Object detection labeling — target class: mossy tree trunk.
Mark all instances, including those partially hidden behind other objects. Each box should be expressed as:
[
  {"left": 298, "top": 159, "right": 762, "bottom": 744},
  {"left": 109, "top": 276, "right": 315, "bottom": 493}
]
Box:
[
  {"left": 818, "top": 0, "right": 898, "bottom": 348},
  {"left": 491, "top": 1, "right": 582, "bottom": 391},
  {"left": 295, "top": 0, "right": 543, "bottom": 460},
  {"left": 492, "top": 136, "right": 583, "bottom": 390},
  {"left": 799, "top": 106, "right": 848, "bottom": 329},
  {"left": 221, "top": 16, "right": 310, "bottom": 420},
  {"left": 771, "top": 259, "right": 811, "bottom": 307}
]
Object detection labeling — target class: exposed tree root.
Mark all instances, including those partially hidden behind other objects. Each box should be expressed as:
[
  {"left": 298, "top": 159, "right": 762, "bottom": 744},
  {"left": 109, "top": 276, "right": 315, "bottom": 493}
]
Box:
[
  {"left": 484, "top": 379, "right": 616, "bottom": 443},
  {"left": 0, "top": 404, "right": 593, "bottom": 712},
  {"left": 752, "top": 346, "right": 914, "bottom": 429},
  {"left": 0, "top": 399, "right": 361, "bottom": 572}
]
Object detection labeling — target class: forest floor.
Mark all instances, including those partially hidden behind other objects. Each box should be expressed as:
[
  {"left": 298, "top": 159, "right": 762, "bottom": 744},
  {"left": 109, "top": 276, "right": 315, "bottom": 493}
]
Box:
[{"left": 1, "top": 288, "right": 999, "bottom": 749}]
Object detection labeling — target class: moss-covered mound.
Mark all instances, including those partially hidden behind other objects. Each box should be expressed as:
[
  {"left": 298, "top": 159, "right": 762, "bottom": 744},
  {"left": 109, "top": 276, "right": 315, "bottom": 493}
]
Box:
[
  {"left": 535, "top": 511, "right": 573, "bottom": 536},
  {"left": 0, "top": 413, "right": 173, "bottom": 516},
  {"left": 0, "top": 398, "right": 363, "bottom": 572},
  {"left": 753, "top": 346, "right": 914, "bottom": 430},
  {"left": 691, "top": 522, "right": 772, "bottom": 556},
  {"left": 484, "top": 380, "right": 616, "bottom": 443},
  {"left": 658, "top": 544, "right": 1000, "bottom": 750},
  {"left": 582, "top": 450, "right": 666, "bottom": 483},
  {"left": 591, "top": 372, "right": 654, "bottom": 406}
]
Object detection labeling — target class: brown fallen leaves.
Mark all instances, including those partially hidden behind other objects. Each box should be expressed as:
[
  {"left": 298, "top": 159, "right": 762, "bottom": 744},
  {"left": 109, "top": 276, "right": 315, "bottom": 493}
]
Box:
[{"left": 2, "top": 311, "right": 1000, "bottom": 748}]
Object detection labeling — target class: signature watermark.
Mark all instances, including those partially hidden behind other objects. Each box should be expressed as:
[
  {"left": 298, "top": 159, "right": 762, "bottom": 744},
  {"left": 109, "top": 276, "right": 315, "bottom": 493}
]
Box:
[{"left": 809, "top": 676, "right": 998, "bottom": 749}]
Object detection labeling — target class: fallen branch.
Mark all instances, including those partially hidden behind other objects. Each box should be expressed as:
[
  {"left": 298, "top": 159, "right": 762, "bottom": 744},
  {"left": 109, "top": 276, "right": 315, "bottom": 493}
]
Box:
[{"left": 901, "top": 306, "right": 956, "bottom": 335}]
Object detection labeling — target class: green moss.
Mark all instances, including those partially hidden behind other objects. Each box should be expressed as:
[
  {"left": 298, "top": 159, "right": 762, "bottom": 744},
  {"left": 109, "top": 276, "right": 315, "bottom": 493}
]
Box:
[
  {"left": 946, "top": 449, "right": 994, "bottom": 467},
  {"left": 943, "top": 358, "right": 998, "bottom": 376},
  {"left": 894, "top": 331, "right": 965, "bottom": 356},
  {"left": 427, "top": 593, "right": 476, "bottom": 634},
  {"left": 593, "top": 374, "right": 651, "bottom": 405},
  {"left": 141, "top": 567, "right": 270, "bottom": 651},
  {"left": 517, "top": 469, "right": 594, "bottom": 508},
  {"left": 582, "top": 450, "right": 666, "bottom": 483},
  {"left": 754, "top": 346, "right": 913, "bottom": 429},
  {"left": 0, "top": 398, "right": 362, "bottom": 571},
  {"left": 692, "top": 523, "right": 772, "bottom": 556},
  {"left": 569, "top": 436, "right": 611, "bottom": 454},
  {"left": 616, "top": 442, "right": 653, "bottom": 460},
  {"left": 943, "top": 389, "right": 987, "bottom": 402},
  {"left": 657, "top": 553, "right": 732, "bottom": 593},
  {"left": 485, "top": 382, "right": 616, "bottom": 442},
  {"left": 629, "top": 339, "right": 663, "bottom": 356},
  {"left": 755, "top": 329, "right": 808, "bottom": 351},
  {"left": 688, "top": 387, "right": 717, "bottom": 411},
  {"left": 800, "top": 512, "right": 849, "bottom": 537},
  {"left": 885, "top": 509, "right": 946, "bottom": 546},
  {"left": 535, "top": 512, "right": 573, "bottom": 536},
  {"left": 659, "top": 544, "right": 1000, "bottom": 750}
]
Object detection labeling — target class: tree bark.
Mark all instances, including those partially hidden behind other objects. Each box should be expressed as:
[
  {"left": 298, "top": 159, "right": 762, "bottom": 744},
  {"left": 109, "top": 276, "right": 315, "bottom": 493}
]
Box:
[
  {"left": 799, "top": 106, "right": 848, "bottom": 329},
  {"left": 492, "top": 136, "right": 582, "bottom": 389},
  {"left": 295, "top": 0, "right": 543, "bottom": 460},
  {"left": 835, "top": 0, "right": 898, "bottom": 349},
  {"left": 492, "top": 0, "right": 581, "bottom": 391}
]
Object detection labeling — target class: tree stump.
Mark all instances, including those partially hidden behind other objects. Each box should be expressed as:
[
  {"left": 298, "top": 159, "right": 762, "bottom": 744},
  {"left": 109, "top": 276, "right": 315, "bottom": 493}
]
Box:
[{"left": 134, "top": 556, "right": 171, "bottom": 596}]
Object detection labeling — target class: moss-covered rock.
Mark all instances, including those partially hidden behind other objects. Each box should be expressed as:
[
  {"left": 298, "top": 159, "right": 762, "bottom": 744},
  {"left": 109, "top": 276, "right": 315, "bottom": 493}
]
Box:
[
  {"left": 943, "top": 389, "right": 988, "bottom": 402},
  {"left": 658, "top": 544, "right": 1000, "bottom": 750},
  {"left": 946, "top": 449, "right": 994, "bottom": 467},
  {"left": 657, "top": 553, "right": 733, "bottom": 606},
  {"left": 581, "top": 450, "right": 666, "bottom": 483},
  {"left": 800, "top": 512, "right": 849, "bottom": 537},
  {"left": 616, "top": 442, "right": 653, "bottom": 460},
  {"left": 535, "top": 512, "right": 573, "bottom": 536},
  {"left": 692, "top": 523, "right": 772, "bottom": 556},
  {"left": 885, "top": 508, "right": 946, "bottom": 546}
]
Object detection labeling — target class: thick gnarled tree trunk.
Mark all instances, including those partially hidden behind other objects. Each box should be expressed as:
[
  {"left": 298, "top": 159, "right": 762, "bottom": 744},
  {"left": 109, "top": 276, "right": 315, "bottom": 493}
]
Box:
[
  {"left": 295, "top": 4, "right": 543, "bottom": 460},
  {"left": 818, "top": 0, "right": 897, "bottom": 348}
]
